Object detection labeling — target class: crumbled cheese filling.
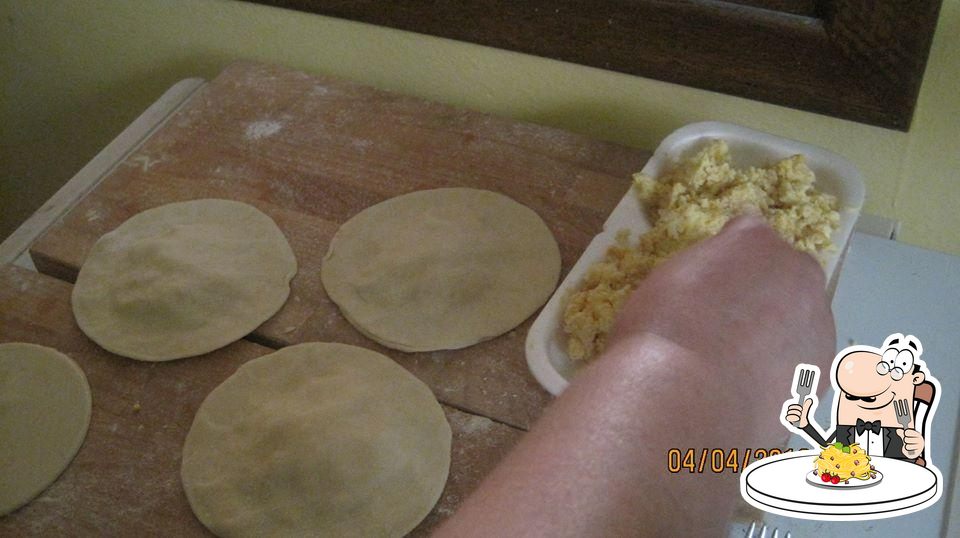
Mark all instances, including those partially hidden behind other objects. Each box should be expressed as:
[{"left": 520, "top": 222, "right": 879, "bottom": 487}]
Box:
[{"left": 562, "top": 140, "right": 839, "bottom": 361}]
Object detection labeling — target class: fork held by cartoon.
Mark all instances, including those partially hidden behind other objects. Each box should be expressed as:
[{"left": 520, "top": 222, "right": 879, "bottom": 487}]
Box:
[{"left": 787, "top": 367, "right": 817, "bottom": 427}]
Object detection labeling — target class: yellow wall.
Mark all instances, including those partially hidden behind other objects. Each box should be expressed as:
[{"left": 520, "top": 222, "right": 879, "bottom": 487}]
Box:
[{"left": 2, "top": 0, "right": 958, "bottom": 254}]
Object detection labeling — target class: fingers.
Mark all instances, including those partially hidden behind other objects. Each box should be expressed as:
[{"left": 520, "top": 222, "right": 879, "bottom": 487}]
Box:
[
  {"left": 784, "top": 402, "right": 808, "bottom": 427},
  {"left": 902, "top": 429, "right": 924, "bottom": 448},
  {"left": 719, "top": 213, "right": 766, "bottom": 234},
  {"left": 898, "top": 429, "right": 924, "bottom": 458},
  {"left": 718, "top": 215, "right": 817, "bottom": 265},
  {"left": 899, "top": 428, "right": 920, "bottom": 440},
  {"left": 784, "top": 399, "right": 811, "bottom": 416}
]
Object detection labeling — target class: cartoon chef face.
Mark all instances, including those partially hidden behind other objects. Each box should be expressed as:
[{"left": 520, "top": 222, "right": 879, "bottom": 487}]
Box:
[{"left": 835, "top": 334, "right": 926, "bottom": 428}]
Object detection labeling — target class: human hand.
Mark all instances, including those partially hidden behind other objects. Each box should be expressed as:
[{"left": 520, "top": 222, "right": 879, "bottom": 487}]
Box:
[
  {"left": 606, "top": 215, "right": 836, "bottom": 384},
  {"left": 785, "top": 398, "right": 813, "bottom": 429},
  {"left": 898, "top": 428, "right": 925, "bottom": 459}
]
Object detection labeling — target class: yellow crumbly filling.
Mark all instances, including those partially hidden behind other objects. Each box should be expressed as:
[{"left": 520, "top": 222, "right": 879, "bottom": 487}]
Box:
[{"left": 562, "top": 140, "right": 839, "bottom": 361}]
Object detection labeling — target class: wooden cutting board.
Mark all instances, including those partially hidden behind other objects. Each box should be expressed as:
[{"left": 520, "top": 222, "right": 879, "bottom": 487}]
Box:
[
  {"left": 5, "top": 61, "right": 651, "bottom": 534},
  {"left": 0, "top": 264, "right": 523, "bottom": 535},
  {"left": 29, "top": 61, "right": 651, "bottom": 430}
]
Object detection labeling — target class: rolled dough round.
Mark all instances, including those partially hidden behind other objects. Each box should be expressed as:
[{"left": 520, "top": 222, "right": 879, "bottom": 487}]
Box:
[
  {"left": 321, "top": 188, "right": 561, "bottom": 351},
  {"left": 181, "top": 343, "right": 451, "bottom": 537},
  {"left": 0, "top": 343, "right": 92, "bottom": 516},
  {"left": 72, "top": 199, "right": 297, "bottom": 361}
]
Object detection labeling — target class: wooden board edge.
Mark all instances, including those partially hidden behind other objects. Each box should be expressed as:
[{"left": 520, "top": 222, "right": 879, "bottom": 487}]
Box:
[{"left": 2, "top": 79, "right": 207, "bottom": 267}]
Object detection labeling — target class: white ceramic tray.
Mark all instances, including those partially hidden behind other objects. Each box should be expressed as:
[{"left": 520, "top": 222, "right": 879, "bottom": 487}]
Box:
[{"left": 525, "top": 121, "right": 865, "bottom": 395}]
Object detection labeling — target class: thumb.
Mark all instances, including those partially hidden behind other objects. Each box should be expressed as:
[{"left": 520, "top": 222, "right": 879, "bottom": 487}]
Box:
[
  {"left": 896, "top": 428, "right": 905, "bottom": 440},
  {"left": 802, "top": 398, "right": 813, "bottom": 414}
]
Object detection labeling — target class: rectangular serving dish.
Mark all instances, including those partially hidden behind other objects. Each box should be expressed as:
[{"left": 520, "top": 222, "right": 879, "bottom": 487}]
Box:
[{"left": 525, "top": 121, "right": 866, "bottom": 395}]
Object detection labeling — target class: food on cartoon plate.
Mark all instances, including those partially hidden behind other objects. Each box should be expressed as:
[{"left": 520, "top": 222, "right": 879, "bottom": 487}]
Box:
[{"left": 811, "top": 442, "right": 881, "bottom": 487}]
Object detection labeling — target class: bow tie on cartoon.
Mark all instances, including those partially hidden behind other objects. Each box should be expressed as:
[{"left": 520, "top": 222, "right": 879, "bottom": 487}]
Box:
[{"left": 855, "top": 418, "right": 882, "bottom": 435}]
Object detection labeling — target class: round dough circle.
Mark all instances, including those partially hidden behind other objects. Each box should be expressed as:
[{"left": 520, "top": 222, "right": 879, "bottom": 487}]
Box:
[
  {"left": 0, "top": 343, "right": 92, "bottom": 516},
  {"left": 72, "top": 199, "right": 297, "bottom": 361},
  {"left": 321, "top": 188, "right": 561, "bottom": 351},
  {"left": 181, "top": 343, "right": 451, "bottom": 537}
]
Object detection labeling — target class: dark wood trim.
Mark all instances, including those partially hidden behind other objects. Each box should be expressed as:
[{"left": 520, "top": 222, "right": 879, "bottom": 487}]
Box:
[{"left": 246, "top": 0, "right": 943, "bottom": 131}]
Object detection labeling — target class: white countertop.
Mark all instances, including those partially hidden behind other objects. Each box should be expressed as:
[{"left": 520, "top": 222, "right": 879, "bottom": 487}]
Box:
[{"left": 738, "top": 232, "right": 960, "bottom": 537}]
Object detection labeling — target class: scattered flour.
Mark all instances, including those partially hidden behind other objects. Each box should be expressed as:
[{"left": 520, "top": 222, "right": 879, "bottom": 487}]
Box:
[
  {"left": 457, "top": 414, "right": 495, "bottom": 435},
  {"left": 123, "top": 154, "right": 162, "bottom": 172},
  {"left": 351, "top": 138, "right": 373, "bottom": 152},
  {"left": 245, "top": 120, "right": 283, "bottom": 140},
  {"left": 5, "top": 270, "right": 32, "bottom": 292}
]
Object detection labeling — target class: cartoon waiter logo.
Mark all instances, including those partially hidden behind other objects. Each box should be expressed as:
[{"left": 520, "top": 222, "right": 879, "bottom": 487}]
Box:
[
  {"left": 740, "top": 333, "right": 944, "bottom": 521},
  {"left": 784, "top": 333, "right": 935, "bottom": 463}
]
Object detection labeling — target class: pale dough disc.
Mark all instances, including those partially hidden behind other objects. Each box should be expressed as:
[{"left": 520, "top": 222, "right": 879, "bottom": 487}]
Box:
[
  {"left": 181, "top": 342, "right": 451, "bottom": 537},
  {"left": 0, "top": 343, "right": 92, "bottom": 516},
  {"left": 321, "top": 188, "right": 561, "bottom": 351},
  {"left": 72, "top": 199, "right": 297, "bottom": 361}
]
